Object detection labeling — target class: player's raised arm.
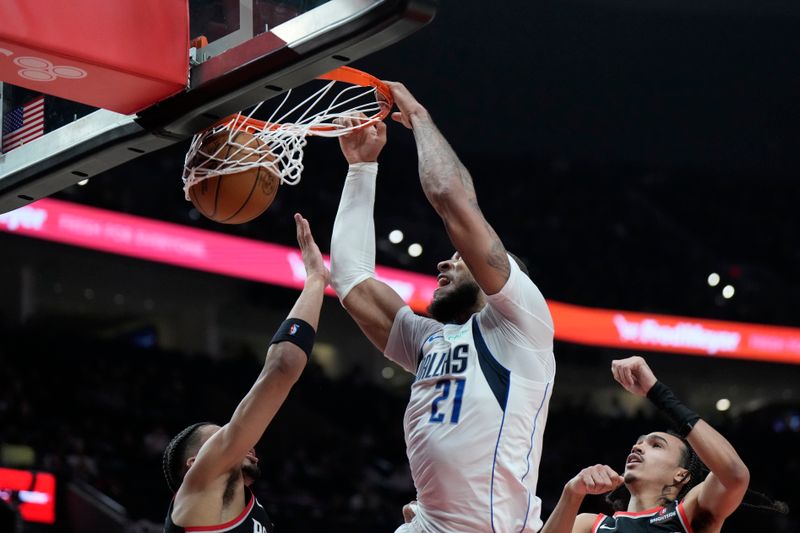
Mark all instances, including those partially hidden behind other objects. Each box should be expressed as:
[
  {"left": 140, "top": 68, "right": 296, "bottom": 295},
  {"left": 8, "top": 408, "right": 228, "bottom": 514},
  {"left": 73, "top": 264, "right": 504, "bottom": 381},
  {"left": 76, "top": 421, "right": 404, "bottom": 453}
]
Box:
[
  {"left": 330, "top": 116, "right": 407, "bottom": 352},
  {"left": 178, "top": 214, "right": 328, "bottom": 494},
  {"left": 387, "top": 81, "right": 510, "bottom": 296},
  {"left": 611, "top": 356, "right": 750, "bottom": 528}
]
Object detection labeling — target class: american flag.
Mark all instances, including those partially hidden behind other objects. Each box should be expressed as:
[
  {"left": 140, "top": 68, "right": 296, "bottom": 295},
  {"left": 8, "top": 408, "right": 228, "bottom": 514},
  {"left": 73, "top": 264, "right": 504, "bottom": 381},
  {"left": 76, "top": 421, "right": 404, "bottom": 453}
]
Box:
[{"left": 2, "top": 95, "right": 45, "bottom": 153}]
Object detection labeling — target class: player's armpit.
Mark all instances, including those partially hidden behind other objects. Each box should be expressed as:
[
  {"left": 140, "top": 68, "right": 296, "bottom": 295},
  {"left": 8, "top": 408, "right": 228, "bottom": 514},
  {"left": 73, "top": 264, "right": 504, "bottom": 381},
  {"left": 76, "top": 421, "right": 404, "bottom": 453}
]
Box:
[
  {"left": 677, "top": 418, "right": 750, "bottom": 526},
  {"left": 342, "top": 277, "right": 407, "bottom": 352},
  {"left": 681, "top": 469, "right": 749, "bottom": 529},
  {"left": 171, "top": 478, "right": 230, "bottom": 526}
]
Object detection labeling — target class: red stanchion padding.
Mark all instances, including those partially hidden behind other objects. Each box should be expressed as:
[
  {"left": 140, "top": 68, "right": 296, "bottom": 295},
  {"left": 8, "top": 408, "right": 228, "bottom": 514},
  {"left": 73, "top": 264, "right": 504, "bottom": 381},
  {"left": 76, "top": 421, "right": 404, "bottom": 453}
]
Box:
[{"left": 0, "top": 1, "right": 188, "bottom": 115}]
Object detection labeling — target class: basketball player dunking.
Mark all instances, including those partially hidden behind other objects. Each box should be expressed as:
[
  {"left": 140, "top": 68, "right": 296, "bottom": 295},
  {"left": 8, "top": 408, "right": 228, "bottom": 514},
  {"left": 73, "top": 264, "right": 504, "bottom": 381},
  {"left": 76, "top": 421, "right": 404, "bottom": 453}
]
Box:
[
  {"left": 330, "top": 83, "right": 556, "bottom": 532},
  {"left": 541, "top": 356, "right": 750, "bottom": 533},
  {"left": 161, "top": 214, "right": 328, "bottom": 533}
]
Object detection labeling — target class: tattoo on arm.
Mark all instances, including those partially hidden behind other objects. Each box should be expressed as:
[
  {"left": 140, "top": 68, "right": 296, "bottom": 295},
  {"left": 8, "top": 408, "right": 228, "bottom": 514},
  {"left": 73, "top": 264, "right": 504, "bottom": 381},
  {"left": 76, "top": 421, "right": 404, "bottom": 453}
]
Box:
[
  {"left": 414, "top": 115, "right": 509, "bottom": 279},
  {"left": 487, "top": 235, "right": 510, "bottom": 277},
  {"left": 473, "top": 198, "right": 509, "bottom": 277}
]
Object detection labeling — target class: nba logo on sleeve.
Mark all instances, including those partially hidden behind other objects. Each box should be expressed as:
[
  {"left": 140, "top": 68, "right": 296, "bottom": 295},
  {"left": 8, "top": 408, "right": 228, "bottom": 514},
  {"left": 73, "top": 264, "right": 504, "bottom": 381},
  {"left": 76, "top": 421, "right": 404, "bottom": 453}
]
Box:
[{"left": 289, "top": 323, "right": 299, "bottom": 335}]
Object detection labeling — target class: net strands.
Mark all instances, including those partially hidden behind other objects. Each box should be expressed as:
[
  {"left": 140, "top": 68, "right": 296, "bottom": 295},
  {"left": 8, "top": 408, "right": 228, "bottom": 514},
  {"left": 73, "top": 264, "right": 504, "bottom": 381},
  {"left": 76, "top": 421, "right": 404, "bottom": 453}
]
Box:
[{"left": 182, "top": 79, "right": 386, "bottom": 199}]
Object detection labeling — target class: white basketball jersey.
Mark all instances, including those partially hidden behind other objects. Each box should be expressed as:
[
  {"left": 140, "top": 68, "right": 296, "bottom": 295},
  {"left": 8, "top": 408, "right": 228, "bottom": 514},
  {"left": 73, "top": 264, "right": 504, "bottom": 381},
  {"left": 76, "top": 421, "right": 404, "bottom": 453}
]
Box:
[{"left": 386, "top": 257, "right": 555, "bottom": 533}]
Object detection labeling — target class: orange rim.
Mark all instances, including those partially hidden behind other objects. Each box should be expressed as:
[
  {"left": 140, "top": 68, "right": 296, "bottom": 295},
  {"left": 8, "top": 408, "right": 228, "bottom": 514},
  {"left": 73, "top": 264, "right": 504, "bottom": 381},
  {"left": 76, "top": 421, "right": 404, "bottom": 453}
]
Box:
[{"left": 206, "top": 66, "right": 393, "bottom": 135}]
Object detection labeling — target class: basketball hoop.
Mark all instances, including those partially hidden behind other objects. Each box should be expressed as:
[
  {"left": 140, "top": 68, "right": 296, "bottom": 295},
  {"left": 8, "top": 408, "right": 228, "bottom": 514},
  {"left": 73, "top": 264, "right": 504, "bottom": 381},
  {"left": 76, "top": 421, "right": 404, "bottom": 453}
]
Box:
[{"left": 182, "top": 66, "right": 392, "bottom": 200}]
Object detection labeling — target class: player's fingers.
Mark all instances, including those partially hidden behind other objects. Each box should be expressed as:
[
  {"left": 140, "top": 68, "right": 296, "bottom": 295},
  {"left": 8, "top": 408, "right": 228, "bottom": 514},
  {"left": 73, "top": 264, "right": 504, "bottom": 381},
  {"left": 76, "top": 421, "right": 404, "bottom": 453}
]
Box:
[
  {"left": 581, "top": 471, "right": 595, "bottom": 491},
  {"left": 391, "top": 111, "right": 411, "bottom": 129},
  {"left": 611, "top": 363, "right": 623, "bottom": 385},
  {"left": 603, "top": 465, "right": 621, "bottom": 479},
  {"left": 337, "top": 115, "right": 352, "bottom": 130},
  {"left": 595, "top": 465, "right": 610, "bottom": 482},
  {"left": 616, "top": 360, "right": 630, "bottom": 387},
  {"left": 294, "top": 213, "right": 305, "bottom": 246},
  {"left": 302, "top": 216, "right": 313, "bottom": 243},
  {"left": 592, "top": 470, "right": 617, "bottom": 493},
  {"left": 623, "top": 365, "right": 634, "bottom": 388},
  {"left": 378, "top": 95, "right": 392, "bottom": 113},
  {"left": 295, "top": 213, "right": 311, "bottom": 247},
  {"left": 384, "top": 80, "right": 402, "bottom": 93},
  {"left": 375, "top": 120, "right": 388, "bottom": 139},
  {"left": 629, "top": 359, "right": 645, "bottom": 383},
  {"left": 595, "top": 468, "right": 614, "bottom": 489},
  {"left": 589, "top": 468, "right": 605, "bottom": 488},
  {"left": 386, "top": 80, "right": 412, "bottom": 103}
]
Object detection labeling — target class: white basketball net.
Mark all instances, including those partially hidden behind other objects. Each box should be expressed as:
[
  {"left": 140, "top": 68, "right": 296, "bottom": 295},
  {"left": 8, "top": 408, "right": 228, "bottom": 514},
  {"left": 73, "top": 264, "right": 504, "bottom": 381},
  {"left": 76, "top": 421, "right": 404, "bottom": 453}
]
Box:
[{"left": 182, "top": 79, "right": 385, "bottom": 200}]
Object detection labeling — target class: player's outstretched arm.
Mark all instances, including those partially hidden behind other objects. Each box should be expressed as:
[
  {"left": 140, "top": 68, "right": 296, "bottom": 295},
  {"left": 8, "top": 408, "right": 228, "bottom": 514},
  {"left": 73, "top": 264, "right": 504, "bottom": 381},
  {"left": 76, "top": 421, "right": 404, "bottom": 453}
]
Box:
[
  {"left": 387, "top": 81, "right": 510, "bottom": 296},
  {"left": 611, "top": 356, "right": 750, "bottom": 527},
  {"left": 330, "top": 116, "right": 406, "bottom": 352},
  {"left": 541, "top": 465, "right": 624, "bottom": 533},
  {"left": 181, "top": 214, "right": 328, "bottom": 491}
]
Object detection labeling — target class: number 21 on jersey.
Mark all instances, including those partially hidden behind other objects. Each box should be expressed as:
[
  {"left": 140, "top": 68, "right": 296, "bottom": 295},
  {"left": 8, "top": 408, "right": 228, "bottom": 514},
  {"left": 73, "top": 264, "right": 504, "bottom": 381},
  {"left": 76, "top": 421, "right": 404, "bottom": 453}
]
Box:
[{"left": 429, "top": 378, "right": 466, "bottom": 424}]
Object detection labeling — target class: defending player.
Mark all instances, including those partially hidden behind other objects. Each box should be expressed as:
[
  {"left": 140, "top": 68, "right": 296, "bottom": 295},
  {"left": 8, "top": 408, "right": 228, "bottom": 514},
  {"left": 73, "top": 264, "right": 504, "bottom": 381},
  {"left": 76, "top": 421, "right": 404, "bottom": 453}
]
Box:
[
  {"left": 330, "top": 83, "right": 556, "bottom": 532},
  {"left": 161, "top": 214, "right": 328, "bottom": 533},
  {"left": 541, "top": 356, "right": 750, "bottom": 533}
]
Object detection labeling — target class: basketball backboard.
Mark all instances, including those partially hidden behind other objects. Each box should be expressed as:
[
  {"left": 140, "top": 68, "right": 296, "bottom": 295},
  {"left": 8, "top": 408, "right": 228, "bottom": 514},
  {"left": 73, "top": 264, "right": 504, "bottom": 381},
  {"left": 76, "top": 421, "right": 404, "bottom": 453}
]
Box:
[{"left": 0, "top": 0, "right": 436, "bottom": 213}]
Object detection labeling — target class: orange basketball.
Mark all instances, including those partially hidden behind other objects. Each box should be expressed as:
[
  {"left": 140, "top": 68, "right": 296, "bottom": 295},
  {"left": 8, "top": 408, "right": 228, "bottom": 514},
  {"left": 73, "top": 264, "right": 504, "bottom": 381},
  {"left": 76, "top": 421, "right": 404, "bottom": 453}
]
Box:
[{"left": 187, "top": 130, "right": 280, "bottom": 224}]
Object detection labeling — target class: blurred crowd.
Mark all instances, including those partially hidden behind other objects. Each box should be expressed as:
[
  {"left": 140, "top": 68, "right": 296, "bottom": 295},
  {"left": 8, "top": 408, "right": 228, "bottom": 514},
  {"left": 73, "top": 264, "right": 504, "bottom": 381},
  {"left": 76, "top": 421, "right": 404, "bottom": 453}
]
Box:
[{"left": 0, "top": 325, "right": 797, "bottom": 532}]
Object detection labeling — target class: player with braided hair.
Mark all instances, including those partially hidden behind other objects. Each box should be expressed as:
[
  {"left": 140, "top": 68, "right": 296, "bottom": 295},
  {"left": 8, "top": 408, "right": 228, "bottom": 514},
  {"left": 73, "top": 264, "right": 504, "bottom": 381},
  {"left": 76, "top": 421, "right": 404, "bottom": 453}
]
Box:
[
  {"left": 161, "top": 214, "right": 328, "bottom": 533},
  {"left": 541, "top": 356, "right": 751, "bottom": 533},
  {"left": 603, "top": 429, "right": 706, "bottom": 515}
]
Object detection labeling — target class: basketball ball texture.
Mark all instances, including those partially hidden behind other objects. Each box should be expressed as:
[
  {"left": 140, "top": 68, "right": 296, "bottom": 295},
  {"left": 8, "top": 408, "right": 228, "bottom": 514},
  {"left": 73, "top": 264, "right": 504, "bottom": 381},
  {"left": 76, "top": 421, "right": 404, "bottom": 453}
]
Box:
[{"left": 188, "top": 130, "right": 280, "bottom": 224}]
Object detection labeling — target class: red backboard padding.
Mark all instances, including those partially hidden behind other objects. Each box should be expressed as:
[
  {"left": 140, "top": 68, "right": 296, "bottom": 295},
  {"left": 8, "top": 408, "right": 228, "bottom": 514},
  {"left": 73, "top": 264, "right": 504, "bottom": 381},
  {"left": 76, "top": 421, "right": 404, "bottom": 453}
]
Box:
[{"left": 0, "top": 1, "right": 188, "bottom": 114}]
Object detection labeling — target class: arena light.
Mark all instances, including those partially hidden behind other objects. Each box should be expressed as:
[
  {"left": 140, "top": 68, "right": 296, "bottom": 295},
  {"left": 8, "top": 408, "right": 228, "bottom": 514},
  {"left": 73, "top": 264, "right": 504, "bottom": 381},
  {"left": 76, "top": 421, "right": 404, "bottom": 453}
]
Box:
[
  {"left": 408, "top": 243, "right": 423, "bottom": 257},
  {"left": 716, "top": 398, "right": 731, "bottom": 411},
  {"left": 722, "top": 285, "right": 735, "bottom": 299},
  {"left": 707, "top": 272, "right": 720, "bottom": 287},
  {"left": 389, "top": 229, "right": 404, "bottom": 244}
]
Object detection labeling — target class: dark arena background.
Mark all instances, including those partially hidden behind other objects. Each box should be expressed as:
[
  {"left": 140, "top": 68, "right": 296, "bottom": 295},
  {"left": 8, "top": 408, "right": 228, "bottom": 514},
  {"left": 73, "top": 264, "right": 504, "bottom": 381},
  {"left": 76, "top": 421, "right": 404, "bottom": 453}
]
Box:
[{"left": 1, "top": 0, "right": 799, "bottom": 532}]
